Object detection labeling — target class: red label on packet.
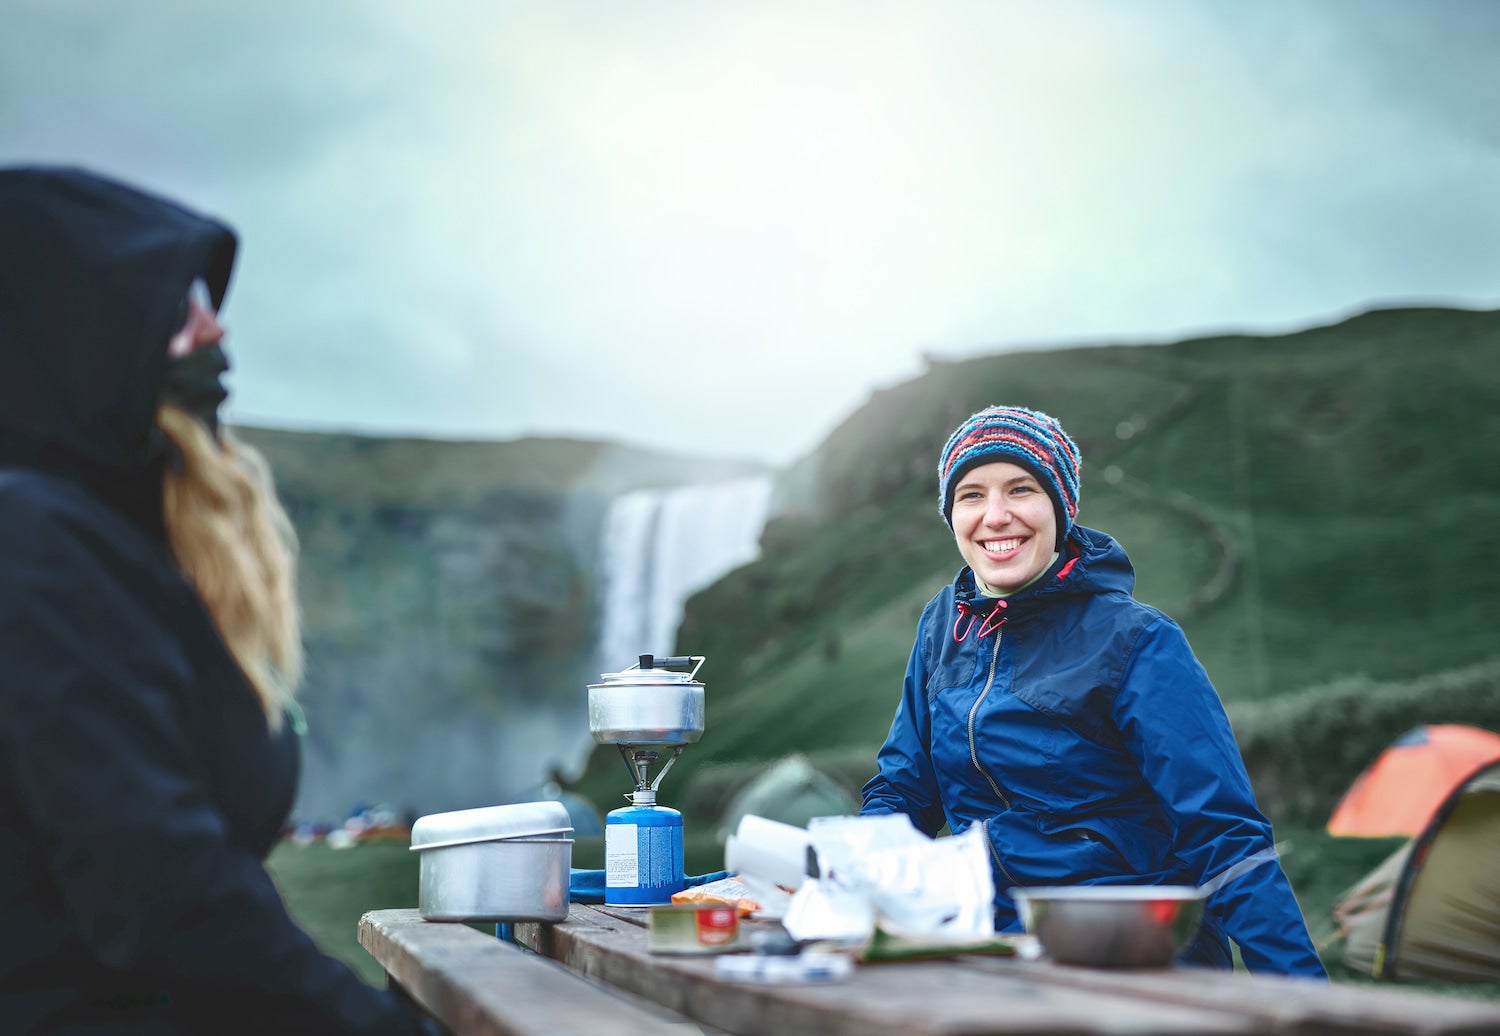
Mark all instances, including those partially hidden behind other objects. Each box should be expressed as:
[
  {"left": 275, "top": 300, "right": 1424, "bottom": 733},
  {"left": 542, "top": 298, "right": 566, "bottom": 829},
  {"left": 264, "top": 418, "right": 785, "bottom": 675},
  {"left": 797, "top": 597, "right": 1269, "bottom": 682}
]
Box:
[
  {"left": 695, "top": 906, "right": 739, "bottom": 946},
  {"left": 648, "top": 904, "right": 743, "bottom": 954}
]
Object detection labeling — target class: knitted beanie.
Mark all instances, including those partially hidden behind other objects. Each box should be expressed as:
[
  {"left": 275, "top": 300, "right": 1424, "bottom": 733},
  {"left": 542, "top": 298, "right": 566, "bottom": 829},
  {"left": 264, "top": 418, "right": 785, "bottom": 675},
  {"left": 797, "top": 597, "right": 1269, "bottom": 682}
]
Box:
[{"left": 938, "top": 405, "right": 1081, "bottom": 537}]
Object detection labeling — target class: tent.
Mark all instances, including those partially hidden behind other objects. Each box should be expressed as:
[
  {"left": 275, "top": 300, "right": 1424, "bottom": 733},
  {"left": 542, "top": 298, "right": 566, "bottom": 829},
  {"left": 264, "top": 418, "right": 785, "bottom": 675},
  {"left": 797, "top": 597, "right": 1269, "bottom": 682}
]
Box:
[
  {"left": 715, "top": 754, "right": 859, "bottom": 841},
  {"left": 1331, "top": 760, "right": 1500, "bottom": 981},
  {"left": 1327, "top": 724, "right": 1500, "bottom": 837}
]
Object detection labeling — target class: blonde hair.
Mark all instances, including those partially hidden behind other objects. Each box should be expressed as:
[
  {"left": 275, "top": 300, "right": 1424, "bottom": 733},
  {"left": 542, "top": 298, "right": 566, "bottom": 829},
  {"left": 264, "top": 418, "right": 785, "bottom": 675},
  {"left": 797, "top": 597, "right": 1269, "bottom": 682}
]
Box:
[{"left": 157, "top": 403, "right": 303, "bottom": 727}]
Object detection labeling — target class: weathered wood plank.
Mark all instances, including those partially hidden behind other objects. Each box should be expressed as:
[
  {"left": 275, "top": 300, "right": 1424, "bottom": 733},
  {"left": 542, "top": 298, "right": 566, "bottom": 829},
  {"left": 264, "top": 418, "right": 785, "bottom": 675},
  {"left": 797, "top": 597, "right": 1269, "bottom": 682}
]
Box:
[
  {"left": 955, "top": 956, "right": 1500, "bottom": 1036},
  {"left": 358, "top": 909, "right": 696, "bottom": 1036},
  {"left": 384, "top": 902, "right": 1500, "bottom": 1036},
  {"left": 514, "top": 904, "right": 1258, "bottom": 1035}
]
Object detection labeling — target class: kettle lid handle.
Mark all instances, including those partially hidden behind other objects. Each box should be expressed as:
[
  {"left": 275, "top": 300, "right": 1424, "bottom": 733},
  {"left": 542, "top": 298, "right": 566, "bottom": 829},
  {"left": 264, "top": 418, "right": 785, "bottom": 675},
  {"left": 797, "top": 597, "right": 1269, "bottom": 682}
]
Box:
[{"left": 636, "top": 654, "right": 706, "bottom": 681}]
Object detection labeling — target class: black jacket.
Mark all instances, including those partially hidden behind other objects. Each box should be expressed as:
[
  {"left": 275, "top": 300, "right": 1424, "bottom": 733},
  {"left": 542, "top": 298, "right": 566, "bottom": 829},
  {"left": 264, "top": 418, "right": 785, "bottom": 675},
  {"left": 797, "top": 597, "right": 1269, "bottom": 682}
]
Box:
[{"left": 0, "top": 167, "right": 431, "bottom": 1034}]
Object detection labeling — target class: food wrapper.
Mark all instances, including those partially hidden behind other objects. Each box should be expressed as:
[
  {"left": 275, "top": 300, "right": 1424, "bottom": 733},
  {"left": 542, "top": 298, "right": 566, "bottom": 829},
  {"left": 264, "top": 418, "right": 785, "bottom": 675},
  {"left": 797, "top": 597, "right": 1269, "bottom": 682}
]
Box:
[
  {"left": 836, "top": 822, "right": 994, "bottom": 941},
  {"left": 671, "top": 875, "right": 761, "bottom": 916},
  {"left": 776, "top": 816, "right": 996, "bottom": 945},
  {"left": 780, "top": 877, "right": 875, "bottom": 942}
]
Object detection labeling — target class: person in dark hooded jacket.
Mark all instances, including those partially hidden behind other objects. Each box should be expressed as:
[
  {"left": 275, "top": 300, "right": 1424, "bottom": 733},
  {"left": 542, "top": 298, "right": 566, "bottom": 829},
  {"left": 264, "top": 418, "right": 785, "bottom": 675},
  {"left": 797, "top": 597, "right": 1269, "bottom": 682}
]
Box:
[
  {"left": 0, "top": 166, "right": 442, "bottom": 1034},
  {"left": 860, "top": 405, "right": 1326, "bottom": 977}
]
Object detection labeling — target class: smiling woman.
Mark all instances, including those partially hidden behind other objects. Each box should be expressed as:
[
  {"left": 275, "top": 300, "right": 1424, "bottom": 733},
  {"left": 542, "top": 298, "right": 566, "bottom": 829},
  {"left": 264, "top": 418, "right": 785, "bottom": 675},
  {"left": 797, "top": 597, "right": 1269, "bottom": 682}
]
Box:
[
  {"left": 859, "top": 404, "right": 1327, "bottom": 978},
  {"left": 949, "top": 463, "right": 1059, "bottom": 594}
]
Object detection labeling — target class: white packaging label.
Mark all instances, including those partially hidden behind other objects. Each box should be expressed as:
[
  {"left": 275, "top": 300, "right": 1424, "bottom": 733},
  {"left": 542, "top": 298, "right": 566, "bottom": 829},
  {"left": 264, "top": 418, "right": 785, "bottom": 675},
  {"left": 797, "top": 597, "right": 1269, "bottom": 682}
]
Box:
[{"left": 605, "top": 823, "right": 640, "bottom": 887}]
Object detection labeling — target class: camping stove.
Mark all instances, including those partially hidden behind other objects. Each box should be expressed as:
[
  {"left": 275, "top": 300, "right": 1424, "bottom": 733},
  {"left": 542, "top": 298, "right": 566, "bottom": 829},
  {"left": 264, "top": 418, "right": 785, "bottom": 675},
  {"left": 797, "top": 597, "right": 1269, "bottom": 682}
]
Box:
[{"left": 587, "top": 655, "right": 706, "bottom": 905}]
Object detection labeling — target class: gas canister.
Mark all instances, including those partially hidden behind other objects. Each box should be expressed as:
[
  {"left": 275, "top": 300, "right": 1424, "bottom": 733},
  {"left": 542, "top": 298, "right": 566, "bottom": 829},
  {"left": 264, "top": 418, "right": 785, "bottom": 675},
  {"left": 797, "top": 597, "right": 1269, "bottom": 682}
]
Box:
[{"left": 605, "top": 789, "right": 684, "bottom": 906}]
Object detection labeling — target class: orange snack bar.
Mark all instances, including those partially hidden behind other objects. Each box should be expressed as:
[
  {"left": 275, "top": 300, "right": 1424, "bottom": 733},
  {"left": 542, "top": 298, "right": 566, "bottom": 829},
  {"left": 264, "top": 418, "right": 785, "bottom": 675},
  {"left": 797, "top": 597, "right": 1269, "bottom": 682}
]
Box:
[{"left": 671, "top": 876, "right": 761, "bottom": 916}]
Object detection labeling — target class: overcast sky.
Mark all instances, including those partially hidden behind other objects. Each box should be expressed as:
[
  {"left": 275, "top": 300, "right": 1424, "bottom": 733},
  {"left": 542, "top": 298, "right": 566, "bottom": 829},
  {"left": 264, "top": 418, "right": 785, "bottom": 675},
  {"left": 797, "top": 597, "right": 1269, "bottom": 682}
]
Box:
[{"left": 4, "top": 1, "right": 1497, "bottom": 466}]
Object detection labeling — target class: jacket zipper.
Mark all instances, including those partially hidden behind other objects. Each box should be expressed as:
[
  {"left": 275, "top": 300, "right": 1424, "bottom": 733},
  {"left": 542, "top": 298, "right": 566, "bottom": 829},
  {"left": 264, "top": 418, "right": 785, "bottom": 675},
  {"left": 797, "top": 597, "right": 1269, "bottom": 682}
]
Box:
[{"left": 968, "top": 630, "right": 1020, "bottom": 887}]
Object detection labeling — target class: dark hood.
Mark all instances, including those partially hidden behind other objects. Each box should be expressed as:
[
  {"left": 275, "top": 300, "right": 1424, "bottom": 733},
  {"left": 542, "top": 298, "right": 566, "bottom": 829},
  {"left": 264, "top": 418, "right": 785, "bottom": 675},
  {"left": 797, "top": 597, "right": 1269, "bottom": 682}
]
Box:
[{"left": 0, "top": 166, "right": 237, "bottom": 535}]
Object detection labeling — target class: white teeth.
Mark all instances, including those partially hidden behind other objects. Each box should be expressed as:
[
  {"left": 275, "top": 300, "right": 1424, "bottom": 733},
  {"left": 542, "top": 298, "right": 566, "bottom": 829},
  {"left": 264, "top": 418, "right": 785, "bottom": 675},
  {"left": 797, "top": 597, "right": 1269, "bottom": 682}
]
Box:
[{"left": 983, "top": 538, "right": 1021, "bottom": 553}]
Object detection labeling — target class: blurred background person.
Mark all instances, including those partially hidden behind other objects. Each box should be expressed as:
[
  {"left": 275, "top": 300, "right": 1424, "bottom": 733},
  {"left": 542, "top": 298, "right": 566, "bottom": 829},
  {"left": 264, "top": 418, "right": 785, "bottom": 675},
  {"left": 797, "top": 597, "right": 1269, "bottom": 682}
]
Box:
[{"left": 0, "top": 166, "right": 441, "bottom": 1034}]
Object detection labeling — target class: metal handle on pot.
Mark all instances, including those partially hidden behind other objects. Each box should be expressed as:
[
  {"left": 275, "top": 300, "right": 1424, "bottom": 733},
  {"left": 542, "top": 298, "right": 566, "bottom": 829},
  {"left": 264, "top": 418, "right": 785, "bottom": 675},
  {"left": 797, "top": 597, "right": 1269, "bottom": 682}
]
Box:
[{"left": 636, "top": 654, "right": 706, "bottom": 681}]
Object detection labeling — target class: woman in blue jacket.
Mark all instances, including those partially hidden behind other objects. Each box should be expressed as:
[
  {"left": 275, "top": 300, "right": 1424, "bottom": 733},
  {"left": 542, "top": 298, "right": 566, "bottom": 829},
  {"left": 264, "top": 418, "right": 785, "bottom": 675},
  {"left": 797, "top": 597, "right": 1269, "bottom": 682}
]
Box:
[{"left": 860, "top": 405, "right": 1325, "bottom": 977}]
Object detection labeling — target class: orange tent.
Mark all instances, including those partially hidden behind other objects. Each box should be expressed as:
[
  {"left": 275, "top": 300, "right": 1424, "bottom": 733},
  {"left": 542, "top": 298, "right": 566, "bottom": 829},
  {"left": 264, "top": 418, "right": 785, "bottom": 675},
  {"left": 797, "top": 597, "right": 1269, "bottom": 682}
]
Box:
[{"left": 1327, "top": 724, "right": 1500, "bottom": 836}]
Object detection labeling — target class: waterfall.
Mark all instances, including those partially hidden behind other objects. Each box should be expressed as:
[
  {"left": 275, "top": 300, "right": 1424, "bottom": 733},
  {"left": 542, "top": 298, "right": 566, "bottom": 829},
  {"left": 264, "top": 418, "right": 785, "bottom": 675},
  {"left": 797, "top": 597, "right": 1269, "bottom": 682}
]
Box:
[{"left": 597, "top": 475, "right": 774, "bottom": 672}]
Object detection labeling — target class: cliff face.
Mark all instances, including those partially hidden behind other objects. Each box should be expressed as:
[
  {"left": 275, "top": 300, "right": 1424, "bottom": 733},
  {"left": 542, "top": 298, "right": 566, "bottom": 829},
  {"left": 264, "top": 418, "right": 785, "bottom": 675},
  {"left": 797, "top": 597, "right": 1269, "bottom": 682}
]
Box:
[{"left": 233, "top": 429, "right": 763, "bottom": 821}]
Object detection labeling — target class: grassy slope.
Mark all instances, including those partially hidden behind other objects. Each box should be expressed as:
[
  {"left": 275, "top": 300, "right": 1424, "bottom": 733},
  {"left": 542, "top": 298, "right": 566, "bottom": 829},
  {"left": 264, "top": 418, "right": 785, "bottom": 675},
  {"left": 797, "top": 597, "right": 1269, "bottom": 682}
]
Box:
[
  {"left": 568, "top": 306, "right": 1500, "bottom": 817},
  {"left": 268, "top": 305, "right": 1500, "bottom": 997},
  {"left": 561, "top": 305, "right": 1500, "bottom": 996}
]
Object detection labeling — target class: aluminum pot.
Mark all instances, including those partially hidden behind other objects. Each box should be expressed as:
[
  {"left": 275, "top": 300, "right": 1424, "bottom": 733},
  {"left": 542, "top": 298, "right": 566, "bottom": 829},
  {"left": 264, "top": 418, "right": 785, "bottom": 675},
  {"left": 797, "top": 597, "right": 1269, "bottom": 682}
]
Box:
[
  {"left": 588, "top": 654, "right": 705, "bottom": 746},
  {"left": 411, "top": 802, "right": 573, "bottom": 922}
]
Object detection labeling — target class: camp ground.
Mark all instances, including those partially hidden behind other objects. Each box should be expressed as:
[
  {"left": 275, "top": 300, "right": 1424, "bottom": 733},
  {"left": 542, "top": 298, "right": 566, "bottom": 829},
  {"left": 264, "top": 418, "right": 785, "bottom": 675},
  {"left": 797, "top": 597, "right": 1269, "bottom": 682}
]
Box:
[{"left": 1328, "top": 724, "right": 1500, "bottom": 982}]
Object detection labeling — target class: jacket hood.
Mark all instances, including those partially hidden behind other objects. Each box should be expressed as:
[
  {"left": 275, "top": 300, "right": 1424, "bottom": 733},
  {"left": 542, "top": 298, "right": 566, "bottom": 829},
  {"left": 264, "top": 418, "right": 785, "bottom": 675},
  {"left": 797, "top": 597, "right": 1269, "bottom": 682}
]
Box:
[
  {"left": 0, "top": 165, "right": 237, "bottom": 533},
  {"left": 1054, "top": 525, "right": 1136, "bottom": 598}
]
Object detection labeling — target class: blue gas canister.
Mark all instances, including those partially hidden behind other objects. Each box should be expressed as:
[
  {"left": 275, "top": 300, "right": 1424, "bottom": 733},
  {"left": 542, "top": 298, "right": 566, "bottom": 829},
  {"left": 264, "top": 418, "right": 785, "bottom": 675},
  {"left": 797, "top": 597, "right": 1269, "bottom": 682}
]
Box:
[{"left": 605, "top": 790, "right": 685, "bottom": 906}]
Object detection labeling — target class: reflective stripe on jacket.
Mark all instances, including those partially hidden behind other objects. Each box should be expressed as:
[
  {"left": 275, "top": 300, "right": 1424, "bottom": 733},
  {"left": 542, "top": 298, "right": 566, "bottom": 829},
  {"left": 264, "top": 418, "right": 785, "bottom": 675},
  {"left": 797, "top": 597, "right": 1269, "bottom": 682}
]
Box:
[{"left": 861, "top": 525, "right": 1326, "bottom": 978}]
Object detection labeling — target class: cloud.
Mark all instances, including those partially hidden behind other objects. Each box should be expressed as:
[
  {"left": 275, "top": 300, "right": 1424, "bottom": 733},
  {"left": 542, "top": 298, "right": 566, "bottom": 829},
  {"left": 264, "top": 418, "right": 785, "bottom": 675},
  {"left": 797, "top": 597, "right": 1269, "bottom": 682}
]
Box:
[{"left": 4, "top": 1, "right": 1497, "bottom": 464}]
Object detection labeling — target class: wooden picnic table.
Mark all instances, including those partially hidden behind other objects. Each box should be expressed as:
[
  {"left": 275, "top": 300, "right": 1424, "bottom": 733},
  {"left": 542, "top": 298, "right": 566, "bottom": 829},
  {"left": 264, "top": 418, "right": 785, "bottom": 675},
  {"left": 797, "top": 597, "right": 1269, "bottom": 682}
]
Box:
[{"left": 360, "top": 905, "right": 1500, "bottom": 1036}]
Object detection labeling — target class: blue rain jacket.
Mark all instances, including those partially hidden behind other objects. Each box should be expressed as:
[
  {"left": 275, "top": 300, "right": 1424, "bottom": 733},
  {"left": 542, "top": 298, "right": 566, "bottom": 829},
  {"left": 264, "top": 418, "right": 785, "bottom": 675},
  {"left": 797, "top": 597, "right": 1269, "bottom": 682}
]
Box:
[{"left": 861, "top": 526, "right": 1325, "bottom": 977}]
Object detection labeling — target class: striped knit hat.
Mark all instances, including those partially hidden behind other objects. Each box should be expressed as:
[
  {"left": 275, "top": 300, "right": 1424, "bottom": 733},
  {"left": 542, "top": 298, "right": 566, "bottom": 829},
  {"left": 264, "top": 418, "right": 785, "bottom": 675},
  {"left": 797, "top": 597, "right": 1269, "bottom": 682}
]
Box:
[{"left": 938, "top": 405, "right": 1082, "bottom": 537}]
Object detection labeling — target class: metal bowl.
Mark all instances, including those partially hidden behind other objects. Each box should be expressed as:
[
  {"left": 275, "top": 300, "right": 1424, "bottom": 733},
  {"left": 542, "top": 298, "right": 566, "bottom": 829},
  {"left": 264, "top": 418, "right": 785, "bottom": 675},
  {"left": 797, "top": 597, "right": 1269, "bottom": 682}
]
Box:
[
  {"left": 588, "top": 667, "right": 704, "bottom": 746},
  {"left": 1009, "top": 886, "right": 1205, "bottom": 967}
]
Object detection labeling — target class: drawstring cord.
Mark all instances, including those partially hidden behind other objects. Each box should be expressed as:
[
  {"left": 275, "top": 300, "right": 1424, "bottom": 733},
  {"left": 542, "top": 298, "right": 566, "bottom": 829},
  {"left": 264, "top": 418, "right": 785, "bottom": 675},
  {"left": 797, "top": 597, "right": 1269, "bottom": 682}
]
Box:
[
  {"left": 953, "top": 599, "right": 1007, "bottom": 642},
  {"left": 952, "top": 546, "right": 1081, "bottom": 643},
  {"left": 976, "top": 601, "right": 1008, "bottom": 638},
  {"left": 953, "top": 606, "right": 977, "bottom": 642}
]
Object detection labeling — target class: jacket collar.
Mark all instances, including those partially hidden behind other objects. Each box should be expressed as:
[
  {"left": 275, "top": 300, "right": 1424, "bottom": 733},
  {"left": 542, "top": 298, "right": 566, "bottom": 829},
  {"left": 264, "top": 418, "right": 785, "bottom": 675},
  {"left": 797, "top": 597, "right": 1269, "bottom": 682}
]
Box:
[{"left": 952, "top": 525, "right": 1135, "bottom": 627}]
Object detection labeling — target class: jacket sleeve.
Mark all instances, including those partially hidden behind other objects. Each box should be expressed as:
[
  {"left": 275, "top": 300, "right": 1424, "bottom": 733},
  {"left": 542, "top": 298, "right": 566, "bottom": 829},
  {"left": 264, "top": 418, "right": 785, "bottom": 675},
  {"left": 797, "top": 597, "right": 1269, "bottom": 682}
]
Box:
[
  {"left": 1112, "top": 617, "right": 1326, "bottom": 979},
  {"left": 0, "top": 507, "right": 436, "bottom": 1033},
  {"left": 859, "top": 607, "right": 946, "bottom": 836}
]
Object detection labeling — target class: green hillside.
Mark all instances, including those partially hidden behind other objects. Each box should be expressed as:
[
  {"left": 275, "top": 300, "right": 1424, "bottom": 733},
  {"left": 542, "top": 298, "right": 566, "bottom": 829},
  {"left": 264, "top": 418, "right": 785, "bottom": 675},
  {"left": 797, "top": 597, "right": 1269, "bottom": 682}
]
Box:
[
  {"left": 258, "top": 305, "right": 1500, "bottom": 992},
  {"left": 568, "top": 305, "right": 1500, "bottom": 833}
]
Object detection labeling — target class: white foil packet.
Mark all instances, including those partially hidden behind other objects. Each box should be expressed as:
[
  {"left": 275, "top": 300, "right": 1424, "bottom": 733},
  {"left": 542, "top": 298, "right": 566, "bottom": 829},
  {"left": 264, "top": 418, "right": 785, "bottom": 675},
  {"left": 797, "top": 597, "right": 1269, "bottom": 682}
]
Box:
[
  {"left": 777, "top": 815, "right": 995, "bottom": 943},
  {"left": 841, "top": 823, "right": 994, "bottom": 940}
]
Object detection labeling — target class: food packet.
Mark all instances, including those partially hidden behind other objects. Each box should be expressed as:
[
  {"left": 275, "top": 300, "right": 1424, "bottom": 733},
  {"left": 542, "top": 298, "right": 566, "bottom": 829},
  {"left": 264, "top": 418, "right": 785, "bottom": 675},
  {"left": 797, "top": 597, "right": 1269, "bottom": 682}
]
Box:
[
  {"left": 778, "top": 815, "right": 995, "bottom": 944},
  {"left": 841, "top": 823, "right": 994, "bottom": 941},
  {"left": 671, "top": 875, "right": 761, "bottom": 916}
]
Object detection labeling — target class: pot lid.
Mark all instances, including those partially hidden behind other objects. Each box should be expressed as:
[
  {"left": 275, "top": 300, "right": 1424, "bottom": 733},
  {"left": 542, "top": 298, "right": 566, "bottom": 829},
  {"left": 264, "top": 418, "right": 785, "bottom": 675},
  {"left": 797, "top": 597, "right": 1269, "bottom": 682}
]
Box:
[
  {"left": 594, "top": 654, "right": 706, "bottom": 685},
  {"left": 409, "top": 800, "right": 575, "bottom": 852}
]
